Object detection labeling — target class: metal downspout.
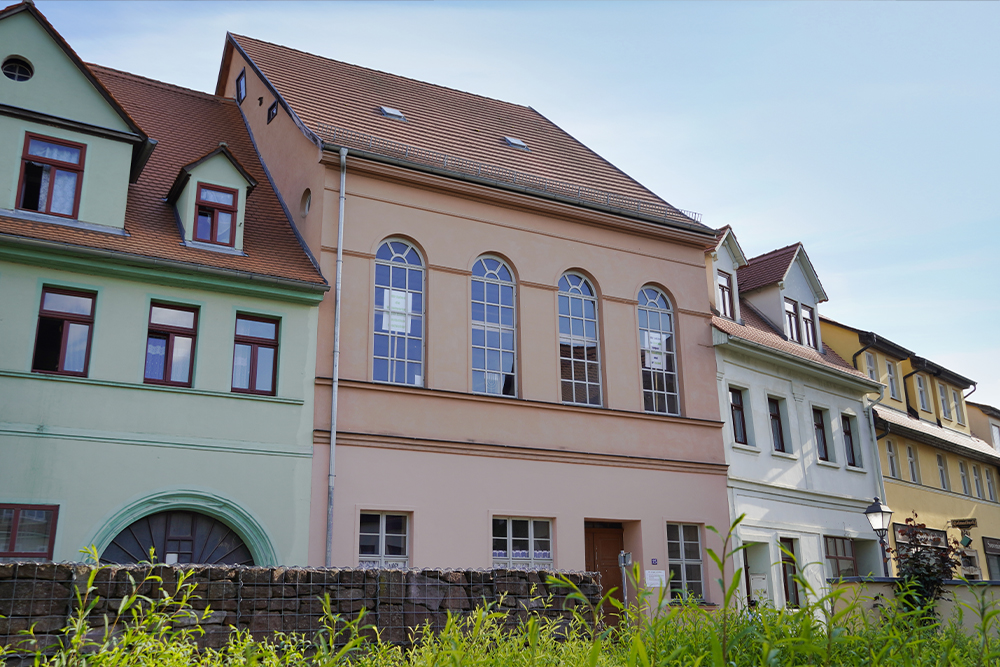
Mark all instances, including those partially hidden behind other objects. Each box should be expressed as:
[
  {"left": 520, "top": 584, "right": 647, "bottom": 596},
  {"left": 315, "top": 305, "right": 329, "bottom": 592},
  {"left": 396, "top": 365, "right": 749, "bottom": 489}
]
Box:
[{"left": 326, "top": 147, "right": 348, "bottom": 567}]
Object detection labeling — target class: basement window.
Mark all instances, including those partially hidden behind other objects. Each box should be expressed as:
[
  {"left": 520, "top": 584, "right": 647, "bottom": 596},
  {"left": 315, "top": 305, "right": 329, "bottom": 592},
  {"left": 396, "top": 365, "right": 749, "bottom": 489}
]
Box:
[
  {"left": 378, "top": 106, "right": 406, "bottom": 122},
  {"left": 503, "top": 136, "right": 528, "bottom": 150}
]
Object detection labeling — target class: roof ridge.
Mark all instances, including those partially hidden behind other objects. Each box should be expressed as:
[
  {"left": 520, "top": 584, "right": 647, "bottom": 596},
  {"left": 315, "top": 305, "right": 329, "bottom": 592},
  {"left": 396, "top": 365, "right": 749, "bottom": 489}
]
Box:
[
  {"left": 744, "top": 242, "right": 801, "bottom": 265},
  {"left": 89, "top": 63, "right": 226, "bottom": 103},
  {"left": 231, "top": 33, "right": 535, "bottom": 111}
]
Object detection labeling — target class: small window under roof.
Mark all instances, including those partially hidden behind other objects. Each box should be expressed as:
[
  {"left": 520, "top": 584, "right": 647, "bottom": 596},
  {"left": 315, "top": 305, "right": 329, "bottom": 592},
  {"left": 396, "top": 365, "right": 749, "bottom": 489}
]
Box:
[
  {"left": 504, "top": 136, "right": 528, "bottom": 150},
  {"left": 379, "top": 106, "right": 406, "bottom": 122}
]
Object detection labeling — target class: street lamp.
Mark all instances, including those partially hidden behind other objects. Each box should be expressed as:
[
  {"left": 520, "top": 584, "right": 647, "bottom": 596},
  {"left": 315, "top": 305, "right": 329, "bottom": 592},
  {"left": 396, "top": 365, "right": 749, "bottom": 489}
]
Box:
[{"left": 864, "top": 497, "right": 893, "bottom": 577}]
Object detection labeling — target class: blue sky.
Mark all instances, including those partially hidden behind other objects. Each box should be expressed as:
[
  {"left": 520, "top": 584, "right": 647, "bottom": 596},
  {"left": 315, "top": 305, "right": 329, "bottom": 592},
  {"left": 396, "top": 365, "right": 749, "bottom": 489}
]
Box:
[{"left": 37, "top": 1, "right": 1000, "bottom": 408}]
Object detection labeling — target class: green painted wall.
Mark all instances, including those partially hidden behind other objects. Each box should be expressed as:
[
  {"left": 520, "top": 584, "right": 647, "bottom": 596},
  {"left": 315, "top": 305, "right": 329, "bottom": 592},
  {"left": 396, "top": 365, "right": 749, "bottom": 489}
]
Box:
[
  {"left": 176, "top": 154, "right": 250, "bottom": 249},
  {"left": 0, "top": 115, "right": 131, "bottom": 228},
  {"left": 0, "top": 260, "right": 320, "bottom": 565},
  {"left": 0, "top": 11, "right": 132, "bottom": 132}
]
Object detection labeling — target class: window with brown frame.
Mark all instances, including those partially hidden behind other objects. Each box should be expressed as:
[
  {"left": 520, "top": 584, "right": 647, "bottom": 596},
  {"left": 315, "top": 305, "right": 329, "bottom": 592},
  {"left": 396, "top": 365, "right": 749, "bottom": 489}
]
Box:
[
  {"left": 814, "top": 408, "right": 830, "bottom": 461},
  {"left": 17, "top": 133, "right": 86, "bottom": 218},
  {"left": 232, "top": 315, "right": 279, "bottom": 395},
  {"left": 32, "top": 287, "right": 95, "bottom": 376},
  {"left": 717, "top": 271, "right": 734, "bottom": 319},
  {"left": 194, "top": 183, "right": 238, "bottom": 246},
  {"left": 144, "top": 304, "right": 198, "bottom": 387},
  {"left": 784, "top": 298, "right": 801, "bottom": 343},
  {"left": 731, "top": 388, "right": 748, "bottom": 445},
  {"left": 801, "top": 305, "right": 817, "bottom": 348},
  {"left": 0, "top": 504, "right": 58, "bottom": 561},
  {"left": 780, "top": 537, "right": 800, "bottom": 607},
  {"left": 824, "top": 536, "right": 857, "bottom": 578},
  {"left": 768, "top": 397, "right": 786, "bottom": 452},
  {"left": 267, "top": 101, "right": 278, "bottom": 124},
  {"left": 236, "top": 68, "right": 247, "bottom": 104}
]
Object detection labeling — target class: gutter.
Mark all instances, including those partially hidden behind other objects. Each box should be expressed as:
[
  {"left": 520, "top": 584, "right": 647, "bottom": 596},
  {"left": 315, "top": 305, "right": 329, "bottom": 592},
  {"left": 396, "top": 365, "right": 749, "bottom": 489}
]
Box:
[
  {"left": 326, "top": 147, "right": 347, "bottom": 567},
  {"left": 0, "top": 233, "right": 328, "bottom": 295}
]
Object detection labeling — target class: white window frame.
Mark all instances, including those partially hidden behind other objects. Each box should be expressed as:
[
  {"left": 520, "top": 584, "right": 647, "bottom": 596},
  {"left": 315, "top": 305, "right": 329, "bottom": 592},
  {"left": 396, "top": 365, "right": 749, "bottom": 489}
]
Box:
[
  {"left": 358, "top": 512, "right": 409, "bottom": 569},
  {"left": 907, "top": 445, "right": 920, "bottom": 483},
  {"left": 916, "top": 376, "right": 930, "bottom": 412},
  {"left": 373, "top": 240, "right": 425, "bottom": 387},
  {"left": 638, "top": 286, "right": 679, "bottom": 416},
  {"left": 937, "top": 454, "right": 950, "bottom": 490},
  {"left": 491, "top": 517, "right": 553, "bottom": 570},
  {"left": 557, "top": 273, "right": 602, "bottom": 407},
  {"left": 886, "top": 361, "right": 900, "bottom": 400},
  {"left": 886, "top": 440, "right": 900, "bottom": 478},
  {"left": 938, "top": 384, "right": 952, "bottom": 420},
  {"left": 986, "top": 468, "right": 997, "bottom": 502},
  {"left": 973, "top": 465, "right": 984, "bottom": 499},
  {"left": 666, "top": 523, "right": 704, "bottom": 601},
  {"left": 865, "top": 352, "right": 877, "bottom": 382},
  {"left": 471, "top": 256, "right": 517, "bottom": 397},
  {"left": 784, "top": 298, "right": 801, "bottom": 344},
  {"left": 953, "top": 390, "right": 965, "bottom": 425},
  {"left": 960, "top": 461, "right": 971, "bottom": 495}
]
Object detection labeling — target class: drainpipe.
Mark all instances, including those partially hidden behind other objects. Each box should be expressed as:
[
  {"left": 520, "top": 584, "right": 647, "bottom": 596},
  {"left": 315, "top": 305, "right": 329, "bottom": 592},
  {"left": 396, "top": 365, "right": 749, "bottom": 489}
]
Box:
[
  {"left": 326, "top": 147, "right": 348, "bottom": 567},
  {"left": 901, "top": 367, "right": 920, "bottom": 418},
  {"left": 964, "top": 383, "right": 978, "bottom": 400}
]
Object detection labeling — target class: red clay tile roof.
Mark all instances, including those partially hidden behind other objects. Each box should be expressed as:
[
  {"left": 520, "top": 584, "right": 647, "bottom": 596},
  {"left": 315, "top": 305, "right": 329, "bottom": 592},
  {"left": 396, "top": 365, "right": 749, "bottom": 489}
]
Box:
[
  {"left": 737, "top": 243, "right": 801, "bottom": 293},
  {"left": 226, "top": 34, "right": 706, "bottom": 230},
  {"left": 875, "top": 406, "right": 1000, "bottom": 463},
  {"left": 0, "top": 65, "right": 325, "bottom": 288},
  {"left": 713, "top": 299, "right": 871, "bottom": 382}
]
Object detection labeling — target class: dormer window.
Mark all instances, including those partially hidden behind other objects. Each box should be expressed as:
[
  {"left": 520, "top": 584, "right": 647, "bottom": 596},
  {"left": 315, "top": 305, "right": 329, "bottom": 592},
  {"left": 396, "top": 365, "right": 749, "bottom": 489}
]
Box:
[
  {"left": 195, "top": 183, "right": 238, "bottom": 247},
  {"left": 801, "top": 305, "right": 816, "bottom": 348},
  {"left": 784, "top": 298, "right": 801, "bottom": 344},
  {"left": 18, "top": 133, "right": 85, "bottom": 219}
]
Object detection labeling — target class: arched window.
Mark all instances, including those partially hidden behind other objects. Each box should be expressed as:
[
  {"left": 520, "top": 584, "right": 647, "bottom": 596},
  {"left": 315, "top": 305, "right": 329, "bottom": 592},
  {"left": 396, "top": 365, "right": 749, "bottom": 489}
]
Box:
[
  {"left": 471, "top": 257, "right": 516, "bottom": 396},
  {"left": 558, "top": 273, "right": 601, "bottom": 406},
  {"left": 373, "top": 240, "right": 424, "bottom": 386},
  {"left": 638, "top": 286, "right": 679, "bottom": 415}
]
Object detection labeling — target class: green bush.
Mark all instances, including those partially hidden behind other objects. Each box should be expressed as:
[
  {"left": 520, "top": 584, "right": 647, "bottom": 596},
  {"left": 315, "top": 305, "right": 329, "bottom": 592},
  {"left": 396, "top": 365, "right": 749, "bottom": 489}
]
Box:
[{"left": 3, "top": 526, "right": 1000, "bottom": 667}]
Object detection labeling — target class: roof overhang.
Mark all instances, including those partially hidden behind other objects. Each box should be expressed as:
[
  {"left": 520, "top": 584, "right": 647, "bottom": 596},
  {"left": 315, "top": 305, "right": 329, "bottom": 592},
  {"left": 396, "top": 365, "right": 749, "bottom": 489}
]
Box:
[
  {"left": 165, "top": 144, "right": 258, "bottom": 205},
  {"left": 874, "top": 407, "right": 1000, "bottom": 465},
  {"left": 708, "top": 226, "right": 748, "bottom": 267},
  {"left": 786, "top": 246, "right": 829, "bottom": 303}
]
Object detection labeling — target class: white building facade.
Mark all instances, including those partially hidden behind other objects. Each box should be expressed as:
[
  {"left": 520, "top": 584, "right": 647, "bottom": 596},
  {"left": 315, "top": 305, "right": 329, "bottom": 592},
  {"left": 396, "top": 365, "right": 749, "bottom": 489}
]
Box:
[{"left": 708, "top": 229, "right": 885, "bottom": 607}]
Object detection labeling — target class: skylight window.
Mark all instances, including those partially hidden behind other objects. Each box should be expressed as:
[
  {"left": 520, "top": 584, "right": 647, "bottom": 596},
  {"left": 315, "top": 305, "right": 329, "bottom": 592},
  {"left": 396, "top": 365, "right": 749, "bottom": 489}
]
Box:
[
  {"left": 379, "top": 106, "right": 406, "bottom": 122},
  {"left": 504, "top": 136, "right": 528, "bottom": 150}
]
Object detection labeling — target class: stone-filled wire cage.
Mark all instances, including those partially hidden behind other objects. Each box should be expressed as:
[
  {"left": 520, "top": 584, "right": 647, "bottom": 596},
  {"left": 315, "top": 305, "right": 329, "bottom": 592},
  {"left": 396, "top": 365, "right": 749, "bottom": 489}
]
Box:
[{"left": 0, "top": 563, "right": 603, "bottom": 655}]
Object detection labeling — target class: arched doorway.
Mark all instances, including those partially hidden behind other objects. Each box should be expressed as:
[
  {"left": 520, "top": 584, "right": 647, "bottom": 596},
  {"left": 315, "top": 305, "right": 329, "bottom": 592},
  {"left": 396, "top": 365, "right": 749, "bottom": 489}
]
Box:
[{"left": 100, "top": 510, "right": 254, "bottom": 565}]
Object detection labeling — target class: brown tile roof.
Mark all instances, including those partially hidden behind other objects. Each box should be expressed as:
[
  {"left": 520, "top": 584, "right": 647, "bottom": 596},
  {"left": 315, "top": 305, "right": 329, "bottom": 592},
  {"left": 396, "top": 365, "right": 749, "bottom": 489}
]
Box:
[
  {"left": 0, "top": 65, "right": 325, "bottom": 288},
  {"left": 226, "top": 34, "right": 708, "bottom": 231},
  {"left": 737, "top": 243, "right": 801, "bottom": 293},
  {"left": 712, "top": 299, "right": 872, "bottom": 382},
  {"left": 875, "top": 406, "right": 1000, "bottom": 464}
]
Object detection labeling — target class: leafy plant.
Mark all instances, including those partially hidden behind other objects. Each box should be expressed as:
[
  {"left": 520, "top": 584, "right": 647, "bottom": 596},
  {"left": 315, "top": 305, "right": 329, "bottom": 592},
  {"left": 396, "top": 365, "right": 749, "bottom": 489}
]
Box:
[{"left": 889, "top": 513, "right": 964, "bottom": 612}]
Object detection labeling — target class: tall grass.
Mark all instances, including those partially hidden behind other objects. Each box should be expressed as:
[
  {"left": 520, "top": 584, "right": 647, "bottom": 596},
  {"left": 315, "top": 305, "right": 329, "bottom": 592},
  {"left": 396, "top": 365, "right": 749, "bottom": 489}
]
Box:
[{"left": 4, "top": 526, "right": 1000, "bottom": 667}]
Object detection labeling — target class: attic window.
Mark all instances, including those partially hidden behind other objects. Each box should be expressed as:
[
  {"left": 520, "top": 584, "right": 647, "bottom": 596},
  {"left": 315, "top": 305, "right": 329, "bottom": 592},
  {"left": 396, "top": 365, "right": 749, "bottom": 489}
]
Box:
[
  {"left": 2, "top": 56, "right": 33, "bottom": 82},
  {"left": 379, "top": 106, "right": 406, "bottom": 122},
  {"left": 503, "top": 137, "right": 528, "bottom": 150},
  {"left": 236, "top": 69, "right": 246, "bottom": 105},
  {"left": 267, "top": 101, "right": 278, "bottom": 124}
]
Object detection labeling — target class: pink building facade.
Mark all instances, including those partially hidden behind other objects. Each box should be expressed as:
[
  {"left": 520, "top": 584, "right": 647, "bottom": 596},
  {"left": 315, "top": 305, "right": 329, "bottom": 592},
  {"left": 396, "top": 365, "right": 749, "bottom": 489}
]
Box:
[{"left": 216, "top": 36, "right": 730, "bottom": 604}]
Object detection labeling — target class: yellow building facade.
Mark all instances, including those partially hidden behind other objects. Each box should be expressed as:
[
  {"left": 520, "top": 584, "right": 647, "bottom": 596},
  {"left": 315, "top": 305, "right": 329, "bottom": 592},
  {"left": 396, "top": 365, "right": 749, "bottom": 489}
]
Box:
[{"left": 821, "top": 318, "right": 1000, "bottom": 580}]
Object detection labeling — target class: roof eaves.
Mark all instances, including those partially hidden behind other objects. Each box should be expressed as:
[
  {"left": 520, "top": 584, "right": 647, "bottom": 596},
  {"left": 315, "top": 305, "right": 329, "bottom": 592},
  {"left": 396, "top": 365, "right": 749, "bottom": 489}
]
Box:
[
  {"left": 968, "top": 402, "right": 1000, "bottom": 420},
  {"left": 787, "top": 245, "right": 829, "bottom": 303},
  {"left": 224, "top": 33, "right": 321, "bottom": 149},
  {"left": 819, "top": 316, "right": 916, "bottom": 361},
  {"left": 874, "top": 407, "right": 1000, "bottom": 464}
]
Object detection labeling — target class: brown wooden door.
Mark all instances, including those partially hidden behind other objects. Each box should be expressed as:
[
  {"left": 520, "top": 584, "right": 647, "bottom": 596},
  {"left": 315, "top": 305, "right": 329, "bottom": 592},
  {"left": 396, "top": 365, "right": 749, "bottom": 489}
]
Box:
[{"left": 585, "top": 523, "right": 624, "bottom": 622}]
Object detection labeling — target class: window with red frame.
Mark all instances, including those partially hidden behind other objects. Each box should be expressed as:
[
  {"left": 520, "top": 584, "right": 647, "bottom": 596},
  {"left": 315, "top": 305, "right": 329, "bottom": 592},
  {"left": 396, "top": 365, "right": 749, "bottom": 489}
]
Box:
[
  {"left": 144, "top": 304, "right": 198, "bottom": 386},
  {"left": 32, "top": 287, "right": 95, "bottom": 376},
  {"left": 824, "top": 536, "right": 856, "bottom": 578},
  {"left": 194, "top": 184, "right": 238, "bottom": 246},
  {"left": 0, "top": 505, "right": 59, "bottom": 561},
  {"left": 18, "top": 133, "right": 86, "bottom": 218},
  {"left": 232, "top": 316, "right": 279, "bottom": 395}
]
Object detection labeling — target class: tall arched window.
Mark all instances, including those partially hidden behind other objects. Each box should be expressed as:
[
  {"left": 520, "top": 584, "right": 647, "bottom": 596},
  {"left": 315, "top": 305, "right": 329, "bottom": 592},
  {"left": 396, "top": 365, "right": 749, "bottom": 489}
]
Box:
[
  {"left": 471, "top": 257, "right": 516, "bottom": 396},
  {"left": 373, "top": 240, "right": 424, "bottom": 386},
  {"left": 558, "top": 273, "right": 601, "bottom": 406},
  {"left": 638, "top": 286, "right": 679, "bottom": 415}
]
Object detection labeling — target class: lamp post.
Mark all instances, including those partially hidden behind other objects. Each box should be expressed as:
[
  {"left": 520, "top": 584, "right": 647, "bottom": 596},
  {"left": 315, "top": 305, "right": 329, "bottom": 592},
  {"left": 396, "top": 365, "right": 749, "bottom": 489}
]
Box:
[{"left": 864, "top": 497, "right": 893, "bottom": 578}]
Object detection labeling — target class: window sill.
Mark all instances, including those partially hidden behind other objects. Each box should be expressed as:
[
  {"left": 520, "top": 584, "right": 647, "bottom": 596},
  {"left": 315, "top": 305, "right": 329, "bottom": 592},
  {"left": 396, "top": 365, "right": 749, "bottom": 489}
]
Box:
[
  {"left": 817, "top": 460, "right": 841, "bottom": 469},
  {"left": 732, "top": 443, "right": 760, "bottom": 455},
  {"left": 772, "top": 450, "right": 799, "bottom": 461},
  {"left": 1, "top": 369, "right": 303, "bottom": 404},
  {"left": 3, "top": 207, "right": 130, "bottom": 237},
  {"left": 182, "top": 239, "right": 247, "bottom": 256},
  {"left": 844, "top": 465, "right": 867, "bottom": 474}
]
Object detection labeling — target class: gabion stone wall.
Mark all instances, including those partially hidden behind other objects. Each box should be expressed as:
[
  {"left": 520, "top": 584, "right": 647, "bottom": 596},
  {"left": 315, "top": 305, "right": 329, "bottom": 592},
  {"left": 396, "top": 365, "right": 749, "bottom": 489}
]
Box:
[{"left": 0, "top": 563, "right": 602, "bottom": 653}]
